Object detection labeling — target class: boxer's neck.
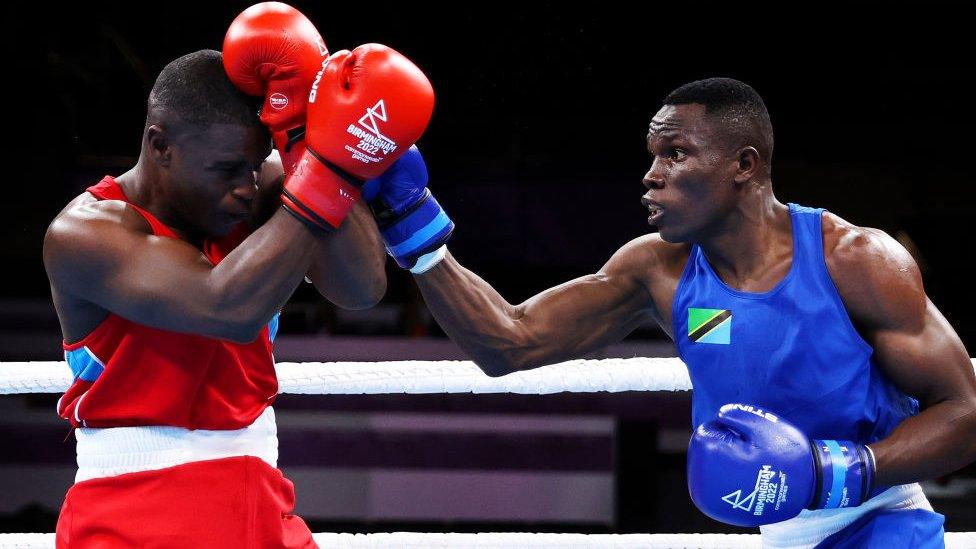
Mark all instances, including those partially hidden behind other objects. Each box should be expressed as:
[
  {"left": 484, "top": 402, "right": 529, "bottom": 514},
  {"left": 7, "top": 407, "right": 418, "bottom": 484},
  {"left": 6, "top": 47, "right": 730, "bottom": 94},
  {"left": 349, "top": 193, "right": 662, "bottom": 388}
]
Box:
[
  {"left": 696, "top": 185, "right": 791, "bottom": 288},
  {"left": 114, "top": 160, "right": 200, "bottom": 246}
]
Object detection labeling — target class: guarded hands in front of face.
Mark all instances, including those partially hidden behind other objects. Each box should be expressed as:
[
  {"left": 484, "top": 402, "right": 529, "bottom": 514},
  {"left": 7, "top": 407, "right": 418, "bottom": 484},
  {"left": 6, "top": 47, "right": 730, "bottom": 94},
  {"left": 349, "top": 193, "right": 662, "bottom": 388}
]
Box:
[
  {"left": 277, "top": 44, "right": 435, "bottom": 232},
  {"left": 224, "top": 4, "right": 435, "bottom": 233}
]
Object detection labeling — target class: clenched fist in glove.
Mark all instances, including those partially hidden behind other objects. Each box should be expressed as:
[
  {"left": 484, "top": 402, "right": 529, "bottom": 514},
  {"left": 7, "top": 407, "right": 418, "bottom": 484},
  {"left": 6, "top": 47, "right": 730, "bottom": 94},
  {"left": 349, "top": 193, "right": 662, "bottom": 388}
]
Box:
[
  {"left": 281, "top": 44, "right": 434, "bottom": 231},
  {"left": 223, "top": 2, "right": 329, "bottom": 175},
  {"left": 688, "top": 403, "right": 878, "bottom": 527}
]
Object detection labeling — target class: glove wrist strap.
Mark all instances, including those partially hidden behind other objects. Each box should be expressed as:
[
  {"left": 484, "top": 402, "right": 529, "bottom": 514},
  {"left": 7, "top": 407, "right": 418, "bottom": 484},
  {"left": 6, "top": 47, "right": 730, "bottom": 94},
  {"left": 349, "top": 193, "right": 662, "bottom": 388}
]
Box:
[
  {"left": 379, "top": 190, "right": 454, "bottom": 269},
  {"left": 282, "top": 147, "right": 363, "bottom": 230},
  {"left": 810, "top": 439, "right": 875, "bottom": 510}
]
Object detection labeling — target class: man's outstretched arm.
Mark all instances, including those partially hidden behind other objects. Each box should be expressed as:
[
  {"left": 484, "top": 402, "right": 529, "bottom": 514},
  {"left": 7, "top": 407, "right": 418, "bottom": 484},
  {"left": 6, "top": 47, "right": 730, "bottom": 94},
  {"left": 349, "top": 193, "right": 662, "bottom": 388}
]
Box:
[
  {"left": 364, "top": 146, "right": 665, "bottom": 376},
  {"left": 415, "top": 237, "right": 661, "bottom": 376}
]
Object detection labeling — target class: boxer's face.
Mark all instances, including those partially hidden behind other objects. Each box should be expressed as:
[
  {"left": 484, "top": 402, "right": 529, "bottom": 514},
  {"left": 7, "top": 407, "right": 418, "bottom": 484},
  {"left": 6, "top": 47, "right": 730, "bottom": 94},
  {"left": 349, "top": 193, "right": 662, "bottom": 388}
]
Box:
[
  {"left": 162, "top": 122, "right": 271, "bottom": 238},
  {"left": 642, "top": 103, "right": 741, "bottom": 243}
]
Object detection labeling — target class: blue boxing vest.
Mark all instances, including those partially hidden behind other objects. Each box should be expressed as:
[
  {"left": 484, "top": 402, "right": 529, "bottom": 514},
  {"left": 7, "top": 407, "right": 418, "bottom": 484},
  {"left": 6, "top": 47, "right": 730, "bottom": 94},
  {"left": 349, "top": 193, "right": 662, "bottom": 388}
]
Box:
[{"left": 672, "top": 203, "right": 918, "bottom": 443}]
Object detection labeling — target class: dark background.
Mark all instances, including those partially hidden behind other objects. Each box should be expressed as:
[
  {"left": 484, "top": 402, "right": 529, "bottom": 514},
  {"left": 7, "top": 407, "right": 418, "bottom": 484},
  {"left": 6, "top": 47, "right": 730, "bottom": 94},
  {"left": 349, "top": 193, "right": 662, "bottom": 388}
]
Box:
[
  {"left": 6, "top": 1, "right": 976, "bottom": 334},
  {"left": 1, "top": 0, "right": 975, "bottom": 537}
]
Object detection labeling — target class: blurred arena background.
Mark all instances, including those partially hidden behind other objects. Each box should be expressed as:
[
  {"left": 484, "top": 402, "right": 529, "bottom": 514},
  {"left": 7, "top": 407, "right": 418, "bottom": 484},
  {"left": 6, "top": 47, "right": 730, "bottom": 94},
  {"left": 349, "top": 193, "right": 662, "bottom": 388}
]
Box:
[{"left": 2, "top": 0, "right": 974, "bottom": 537}]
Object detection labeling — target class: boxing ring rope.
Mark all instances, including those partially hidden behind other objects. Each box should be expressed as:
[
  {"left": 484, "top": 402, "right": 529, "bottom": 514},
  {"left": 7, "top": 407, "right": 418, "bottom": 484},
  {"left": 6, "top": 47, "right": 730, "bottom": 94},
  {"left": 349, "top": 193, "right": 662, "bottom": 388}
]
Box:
[
  {"left": 1, "top": 357, "right": 696, "bottom": 395},
  {"left": 2, "top": 358, "right": 975, "bottom": 548}
]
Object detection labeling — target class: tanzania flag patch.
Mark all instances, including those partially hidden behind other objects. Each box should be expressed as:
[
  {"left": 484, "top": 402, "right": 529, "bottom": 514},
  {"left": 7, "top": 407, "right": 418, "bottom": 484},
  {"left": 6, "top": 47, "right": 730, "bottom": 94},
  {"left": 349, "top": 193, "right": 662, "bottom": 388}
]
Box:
[{"left": 688, "top": 308, "right": 732, "bottom": 345}]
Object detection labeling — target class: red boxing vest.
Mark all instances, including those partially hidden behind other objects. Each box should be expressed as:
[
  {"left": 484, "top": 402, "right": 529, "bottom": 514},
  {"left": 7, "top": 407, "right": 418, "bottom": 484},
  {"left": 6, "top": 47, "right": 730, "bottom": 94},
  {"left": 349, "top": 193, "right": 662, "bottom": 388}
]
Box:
[{"left": 57, "top": 176, "right": 279, "bottom": 430}]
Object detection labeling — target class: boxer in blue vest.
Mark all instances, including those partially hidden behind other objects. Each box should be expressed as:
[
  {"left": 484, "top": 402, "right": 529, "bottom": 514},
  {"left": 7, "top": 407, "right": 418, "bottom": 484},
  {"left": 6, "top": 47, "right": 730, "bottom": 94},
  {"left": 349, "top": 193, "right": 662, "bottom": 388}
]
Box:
[{"left": 363, "top": 78, "right": 975, "bottom": 547}]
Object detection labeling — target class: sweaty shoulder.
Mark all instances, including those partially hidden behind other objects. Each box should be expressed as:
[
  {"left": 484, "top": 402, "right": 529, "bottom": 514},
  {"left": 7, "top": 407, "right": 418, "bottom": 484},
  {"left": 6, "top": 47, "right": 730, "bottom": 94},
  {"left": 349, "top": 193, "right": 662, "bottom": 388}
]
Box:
[
  {"left": 821, "top": 211, "right": 925, "bottom": 331},
  {"left": 44, "top": 193, "right": 152, "bottom": 286},
  {"left": 49, "top": 193, "right": 152, "bottom": 235},
  {"left": 602, "top": 233, "right": 691, "bottom": 331},
  {"left": 604, "top": 233, "right": 690, "bottom": 280}
]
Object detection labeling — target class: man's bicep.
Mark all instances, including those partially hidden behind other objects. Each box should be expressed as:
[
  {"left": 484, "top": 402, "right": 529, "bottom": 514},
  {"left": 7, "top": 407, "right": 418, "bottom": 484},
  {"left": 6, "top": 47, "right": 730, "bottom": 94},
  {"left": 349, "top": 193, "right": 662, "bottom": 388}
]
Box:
[
  {"left": 516, "top": 262, "right": 655, "bottom": 363},
  {"left": 832, "top": 227, "right": 975, "bottom": 404},
  {"left": 48, "top": 216, "right": 222, "bottom": 334},
  {"left": 870, "top": 298, "right": 975, "bottom": 407}
]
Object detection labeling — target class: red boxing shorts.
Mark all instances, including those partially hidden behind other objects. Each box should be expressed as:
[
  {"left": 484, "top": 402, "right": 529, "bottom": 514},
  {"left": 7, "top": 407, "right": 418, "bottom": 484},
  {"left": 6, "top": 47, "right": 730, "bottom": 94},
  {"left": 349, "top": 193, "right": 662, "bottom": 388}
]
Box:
[{"left": 55, "top": 456, "right": 316, "bottom": 548}]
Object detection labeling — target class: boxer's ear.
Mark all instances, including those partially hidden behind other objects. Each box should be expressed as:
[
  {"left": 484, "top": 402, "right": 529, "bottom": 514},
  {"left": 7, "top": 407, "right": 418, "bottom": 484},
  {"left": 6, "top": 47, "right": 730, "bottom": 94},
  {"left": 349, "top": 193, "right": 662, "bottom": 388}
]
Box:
[
  {"left": 146, "top": 124, "right": 173, "bottom": 168},
  {"left": 732, "top": 146, "right": 761, "bottom": 185}
]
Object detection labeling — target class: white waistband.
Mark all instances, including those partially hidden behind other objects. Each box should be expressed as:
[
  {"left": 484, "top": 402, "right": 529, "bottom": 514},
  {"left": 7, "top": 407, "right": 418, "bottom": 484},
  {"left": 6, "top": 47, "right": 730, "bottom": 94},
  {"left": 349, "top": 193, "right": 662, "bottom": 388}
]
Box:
[
  {"left": 759, "top": 483, "right": 934, "bottom": 548},
  {"left": 74, "top": 407, "right": 278, "bottom": 483}
]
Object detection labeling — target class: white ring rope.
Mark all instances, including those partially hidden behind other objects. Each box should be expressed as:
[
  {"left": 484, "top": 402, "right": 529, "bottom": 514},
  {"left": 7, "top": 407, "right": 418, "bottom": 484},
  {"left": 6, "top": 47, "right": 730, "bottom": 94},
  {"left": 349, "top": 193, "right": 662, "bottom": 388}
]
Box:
[
  {"left": 1, "top": 532, "right": 976, "bottom": 548},
  {"left": 4, "top": 358, "right": 976, "bottom": 396},
  {"left": 0, "top": 358, "right": 694, "bottom": 395}
]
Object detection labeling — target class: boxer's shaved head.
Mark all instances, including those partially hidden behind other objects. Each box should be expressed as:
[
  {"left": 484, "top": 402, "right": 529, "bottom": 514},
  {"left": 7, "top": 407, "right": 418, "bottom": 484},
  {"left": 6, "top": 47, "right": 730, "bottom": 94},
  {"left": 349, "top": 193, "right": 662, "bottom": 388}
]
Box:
[
  {"left": 147, "top": 49, "right": 265, "bottom": 136},
  {"left": 664, "top": 77, "right": 773, "bottom": 174}
]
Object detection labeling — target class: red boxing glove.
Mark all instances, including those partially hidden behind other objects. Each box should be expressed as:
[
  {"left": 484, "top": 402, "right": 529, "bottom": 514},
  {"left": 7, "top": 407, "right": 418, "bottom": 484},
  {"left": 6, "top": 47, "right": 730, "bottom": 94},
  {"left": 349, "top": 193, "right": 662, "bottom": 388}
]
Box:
[
  {"left": 222, "top": 2, "right": 328, "bottom": 175},
  {"left": 281, "top": 44, "right": 435, "bottom": 231}
]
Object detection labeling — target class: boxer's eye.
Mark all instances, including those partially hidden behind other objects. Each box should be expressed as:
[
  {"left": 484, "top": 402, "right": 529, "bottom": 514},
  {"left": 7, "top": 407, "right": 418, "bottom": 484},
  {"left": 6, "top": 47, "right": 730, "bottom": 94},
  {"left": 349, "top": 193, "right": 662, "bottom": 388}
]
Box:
[{"left": 213, "top": 162, "right": 248, "bottom": 176}]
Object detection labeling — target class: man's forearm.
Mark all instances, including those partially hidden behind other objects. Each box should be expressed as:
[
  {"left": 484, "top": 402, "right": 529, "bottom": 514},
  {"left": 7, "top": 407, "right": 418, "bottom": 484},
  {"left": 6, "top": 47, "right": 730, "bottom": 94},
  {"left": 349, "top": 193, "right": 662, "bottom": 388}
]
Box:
[
  {"left": 208, "top": 209, "right": 319, "bottom": 341},
  {"left": 869, "top": 397, "right": 976, "bottom": 487},
  {"left": 415, "top": 251, "right": 528, "bottom": 375},
  {"left": 307, "top": 202, "right": 387, "bottom": 309}
]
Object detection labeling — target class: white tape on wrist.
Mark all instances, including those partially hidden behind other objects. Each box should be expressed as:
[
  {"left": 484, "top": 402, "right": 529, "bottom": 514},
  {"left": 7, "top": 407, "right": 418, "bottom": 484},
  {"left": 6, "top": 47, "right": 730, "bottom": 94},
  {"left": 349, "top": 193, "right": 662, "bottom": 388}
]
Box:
[{"left": 410, "top": 245, "right": 448, "bottom": 274}]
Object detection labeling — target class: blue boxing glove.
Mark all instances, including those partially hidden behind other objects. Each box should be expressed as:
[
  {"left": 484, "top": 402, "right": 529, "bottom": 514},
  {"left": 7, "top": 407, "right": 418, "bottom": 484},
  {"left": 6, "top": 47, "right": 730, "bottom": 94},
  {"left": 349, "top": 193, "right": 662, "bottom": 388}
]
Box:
[
  {"left": 687, "top": 403, "right": 877, "bottom": 527},
  {"left": 363, "top": 146, "right": 454, "bottom": 273}
]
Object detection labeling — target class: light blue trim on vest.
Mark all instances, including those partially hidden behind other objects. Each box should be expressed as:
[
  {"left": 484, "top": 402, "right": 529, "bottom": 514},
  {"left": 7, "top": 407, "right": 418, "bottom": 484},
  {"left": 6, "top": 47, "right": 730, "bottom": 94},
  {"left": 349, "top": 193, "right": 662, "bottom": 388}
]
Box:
[
  {"left": 268, "top": 313, "right": 280, "bottom": 343},
  {"left": 65, "top": 346, "right": 105, "bottom": 383}
]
